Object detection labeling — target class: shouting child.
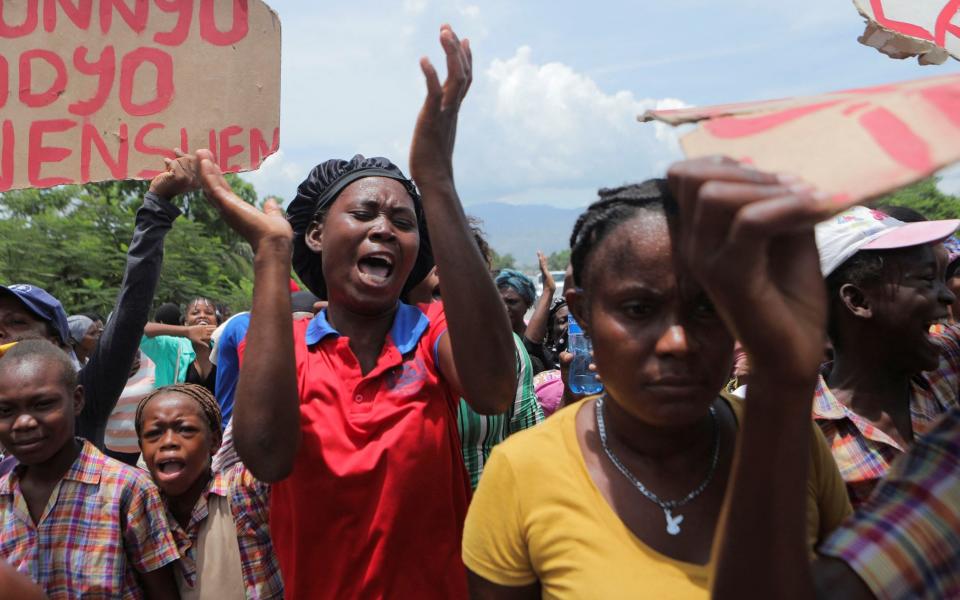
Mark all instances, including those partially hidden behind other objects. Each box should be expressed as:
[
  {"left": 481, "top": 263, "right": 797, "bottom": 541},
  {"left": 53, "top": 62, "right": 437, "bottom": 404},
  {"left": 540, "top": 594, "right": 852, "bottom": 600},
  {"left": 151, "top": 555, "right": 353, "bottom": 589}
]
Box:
[{"left": 136, "top": 383, "right": 281, "bottom": 599}]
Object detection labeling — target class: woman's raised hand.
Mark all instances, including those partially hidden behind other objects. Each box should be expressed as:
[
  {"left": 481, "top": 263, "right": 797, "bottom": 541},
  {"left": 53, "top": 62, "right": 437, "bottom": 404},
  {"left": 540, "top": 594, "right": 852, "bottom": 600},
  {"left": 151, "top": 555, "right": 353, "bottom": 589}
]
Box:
[
  {"left": 195, "top": 149, "right": 293, "bottom": 253},
  {"left": 410, "top": 24, "right": 472, "bottom": 190},
  {"left": 667, "top": 156, "right": 835, "bottom": 384},
  {"left": 538, "top": 251, "right": 556, "bottom": 294}
]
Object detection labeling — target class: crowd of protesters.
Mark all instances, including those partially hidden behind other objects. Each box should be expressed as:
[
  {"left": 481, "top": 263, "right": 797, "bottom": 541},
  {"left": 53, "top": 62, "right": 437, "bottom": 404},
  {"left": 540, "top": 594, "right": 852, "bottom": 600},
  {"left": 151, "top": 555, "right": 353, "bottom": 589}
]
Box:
[{"left": 0, "top": 24, "right": 958, "bottom": 600}]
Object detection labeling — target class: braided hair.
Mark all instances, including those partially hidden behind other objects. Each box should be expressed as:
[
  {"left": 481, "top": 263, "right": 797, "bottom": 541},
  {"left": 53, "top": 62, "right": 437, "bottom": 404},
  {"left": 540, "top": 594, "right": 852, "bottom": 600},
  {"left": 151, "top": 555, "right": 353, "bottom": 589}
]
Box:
[
  {"left": 135, "top": 383, "right": 223, "bottom": 439},
  {"left": 569, "top": 179, "right": 676, "bottom": 290}
]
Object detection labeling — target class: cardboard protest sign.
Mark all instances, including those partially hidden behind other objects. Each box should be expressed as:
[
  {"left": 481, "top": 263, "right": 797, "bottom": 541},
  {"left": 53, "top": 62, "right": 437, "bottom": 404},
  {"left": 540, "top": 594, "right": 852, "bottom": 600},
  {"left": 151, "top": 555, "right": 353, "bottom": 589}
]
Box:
[
  {"left": 640, "top": 73, "right": 960, "bottom": 207},
  {"left": 0, "top": 0, "right": 281, "bottom": 191},
  {"left": 853, "top": 0, "right": 960, "bottom": 64}
]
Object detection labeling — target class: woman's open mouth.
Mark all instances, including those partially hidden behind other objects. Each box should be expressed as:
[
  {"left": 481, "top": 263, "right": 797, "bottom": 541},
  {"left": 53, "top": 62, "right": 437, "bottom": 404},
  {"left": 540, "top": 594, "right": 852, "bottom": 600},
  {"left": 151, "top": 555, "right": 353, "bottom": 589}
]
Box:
[{"left": 357, "top": 255, "right": 395, "bottom": 284}]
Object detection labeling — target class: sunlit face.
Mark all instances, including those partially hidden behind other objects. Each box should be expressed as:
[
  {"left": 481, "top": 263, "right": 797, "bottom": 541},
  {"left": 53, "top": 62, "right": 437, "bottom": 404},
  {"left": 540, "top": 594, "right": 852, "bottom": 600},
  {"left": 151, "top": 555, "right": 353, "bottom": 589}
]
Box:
[
  {"left": 139, "top": 392, "right": 219, "bottom": 498},
  {"left": 861, "top": 244, "right": 955, "bottom": 373},
  {"left": 0, "top": 357, "right": 82, "bottom": 465},
  {"left": 185, "top": 299, "right": 217, "bottom": 327},
  {"left": 567, "top": 212, "right": 733, "bottom": 428},
  {"left": 306, "top": 177, "right": 420, "bottom": 315}
]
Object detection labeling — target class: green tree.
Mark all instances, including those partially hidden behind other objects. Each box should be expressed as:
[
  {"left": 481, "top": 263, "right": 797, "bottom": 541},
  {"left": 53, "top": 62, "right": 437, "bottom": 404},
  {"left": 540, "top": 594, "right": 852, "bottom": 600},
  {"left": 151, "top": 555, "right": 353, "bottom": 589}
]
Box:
[
  {"left": 873, "top": 177, "right": 960, "bottom": 220},
  {"left": 546, "top": 248, "right": 571, "bottom": 271},
  {"left": 491, "top": 250, "right": 516, "bottom": 270},
  {"left": 0, "top": 175, "right": 259, "bottom": 318}
]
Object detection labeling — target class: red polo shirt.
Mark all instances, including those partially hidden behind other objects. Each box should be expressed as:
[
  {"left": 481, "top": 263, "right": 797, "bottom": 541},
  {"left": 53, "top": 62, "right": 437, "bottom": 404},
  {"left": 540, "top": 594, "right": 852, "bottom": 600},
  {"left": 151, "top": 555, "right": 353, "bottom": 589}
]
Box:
[{"left": 264, "top": 301, "right": 470, "bottom": 599}]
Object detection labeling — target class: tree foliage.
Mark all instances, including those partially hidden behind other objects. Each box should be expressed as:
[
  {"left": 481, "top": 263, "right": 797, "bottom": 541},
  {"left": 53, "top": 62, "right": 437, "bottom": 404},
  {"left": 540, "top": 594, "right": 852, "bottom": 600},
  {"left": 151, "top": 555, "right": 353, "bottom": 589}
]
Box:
[
  {"left": 873, "top": 177, "right": 960, "bottom": 220},
  {"left": 491, "top": 249, "right": 516, "bottom": 270},
  {"left": 546, "top": 248, "right": 571, "bottom": 271},
  {"left": 0, "top": 176, "right": 258, "bottom": 318}
]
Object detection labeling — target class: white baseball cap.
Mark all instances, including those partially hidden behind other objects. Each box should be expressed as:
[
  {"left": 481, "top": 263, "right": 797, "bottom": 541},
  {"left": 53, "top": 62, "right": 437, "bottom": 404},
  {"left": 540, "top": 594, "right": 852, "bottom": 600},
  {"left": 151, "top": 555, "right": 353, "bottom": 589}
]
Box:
[{"left": 815, "top": 206, "right": 960, "bottom": 276}]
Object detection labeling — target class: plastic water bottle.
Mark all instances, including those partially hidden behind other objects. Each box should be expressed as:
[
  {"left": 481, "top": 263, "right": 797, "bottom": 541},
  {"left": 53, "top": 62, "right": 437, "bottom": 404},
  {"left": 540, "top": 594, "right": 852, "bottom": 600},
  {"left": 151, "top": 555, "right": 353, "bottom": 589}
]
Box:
[{"left": 567, "top": 315, "right": 603, "bottom": 395}]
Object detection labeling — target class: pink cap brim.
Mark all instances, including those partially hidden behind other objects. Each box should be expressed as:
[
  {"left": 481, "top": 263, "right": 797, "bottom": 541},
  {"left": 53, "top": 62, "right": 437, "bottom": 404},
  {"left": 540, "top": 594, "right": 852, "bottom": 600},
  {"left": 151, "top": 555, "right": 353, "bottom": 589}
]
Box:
[{"left": 862, "top": 219, "right": 960, "bottom": 250}]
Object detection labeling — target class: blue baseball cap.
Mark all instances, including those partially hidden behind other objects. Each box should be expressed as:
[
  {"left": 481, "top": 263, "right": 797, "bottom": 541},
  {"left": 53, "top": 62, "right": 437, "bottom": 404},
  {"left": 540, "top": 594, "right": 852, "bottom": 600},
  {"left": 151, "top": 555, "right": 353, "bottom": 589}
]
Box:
[{"left": 0, "top": 284, "right": 71, "bottom": 345}]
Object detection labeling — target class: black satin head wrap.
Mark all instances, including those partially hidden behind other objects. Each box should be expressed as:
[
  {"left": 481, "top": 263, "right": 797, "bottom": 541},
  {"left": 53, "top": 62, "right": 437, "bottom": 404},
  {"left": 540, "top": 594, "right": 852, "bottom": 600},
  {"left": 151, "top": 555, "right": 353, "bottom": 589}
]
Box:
[{"left": 287, "top": 155, "right": 434, "bottom": 300}]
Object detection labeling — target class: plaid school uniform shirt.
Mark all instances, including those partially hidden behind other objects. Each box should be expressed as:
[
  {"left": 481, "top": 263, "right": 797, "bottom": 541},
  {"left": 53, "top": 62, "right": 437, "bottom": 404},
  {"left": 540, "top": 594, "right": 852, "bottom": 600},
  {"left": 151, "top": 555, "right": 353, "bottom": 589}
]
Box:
[
  {"left": 0, "top": 440, "right": 180, "bottom": 599},
  {"left": 172, "top": 461, "right": 283, "bottom": 599},
  {"left": 814, "top": 324, "right": 960, "bottom": 506},
  {"left": 819, "top": 407, "right": 960, "bottom": 599}
]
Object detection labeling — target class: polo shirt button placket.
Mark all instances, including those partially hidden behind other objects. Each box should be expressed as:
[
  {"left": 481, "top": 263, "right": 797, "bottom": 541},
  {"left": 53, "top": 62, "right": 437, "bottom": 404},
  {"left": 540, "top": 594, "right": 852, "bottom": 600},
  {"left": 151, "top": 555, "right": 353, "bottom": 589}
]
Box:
[{"left": 354, "top": 393, "right": 364, "bottom": 403}]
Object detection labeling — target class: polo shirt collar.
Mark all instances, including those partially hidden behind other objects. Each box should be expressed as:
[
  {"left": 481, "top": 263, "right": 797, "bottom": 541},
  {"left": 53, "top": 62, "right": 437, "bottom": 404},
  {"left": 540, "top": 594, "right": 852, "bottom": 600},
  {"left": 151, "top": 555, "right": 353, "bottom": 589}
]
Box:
[{"left": 305, "top": 302, "right": 430, "bottom": 355}]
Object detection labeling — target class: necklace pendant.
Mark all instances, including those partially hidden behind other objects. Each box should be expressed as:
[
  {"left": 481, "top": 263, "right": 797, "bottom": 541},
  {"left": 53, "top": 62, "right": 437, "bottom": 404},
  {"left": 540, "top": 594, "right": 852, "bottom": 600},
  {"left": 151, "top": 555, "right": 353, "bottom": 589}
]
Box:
[{"left": 664, "top": 509, "right": 683, "bottom": 535}]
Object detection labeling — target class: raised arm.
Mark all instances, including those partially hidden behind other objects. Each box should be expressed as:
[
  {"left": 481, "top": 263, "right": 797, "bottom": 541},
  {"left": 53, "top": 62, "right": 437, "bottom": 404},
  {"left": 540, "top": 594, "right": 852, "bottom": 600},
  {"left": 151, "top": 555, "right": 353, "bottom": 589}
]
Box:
[
  {"left": 522, "top": 252, "right": 555, "bottom": 346},
  {"left": 195, "top": 150, "right": 299, "bottom": 482},
  {"left": 676, "top": 161, "right": 836, "bottom": 599},
  {"left": 76, "top": 157, "right": 192, "bottom": 449},
  {"left": 666, "top": 158, "right": 834, "bottom": 599},
  {"left": 410, "top": 25, "right": 516, "bottom": 415}
]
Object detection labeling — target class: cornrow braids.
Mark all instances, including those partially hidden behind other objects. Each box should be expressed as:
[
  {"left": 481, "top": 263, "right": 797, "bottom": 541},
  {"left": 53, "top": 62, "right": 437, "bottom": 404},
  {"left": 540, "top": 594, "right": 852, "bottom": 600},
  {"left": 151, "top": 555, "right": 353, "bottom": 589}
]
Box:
[
  {"left": 569, "top": 179, "right": 676, "bottom": 289},
  {"left": 135, "top": 383, "right": 223, "bottom": 439}
]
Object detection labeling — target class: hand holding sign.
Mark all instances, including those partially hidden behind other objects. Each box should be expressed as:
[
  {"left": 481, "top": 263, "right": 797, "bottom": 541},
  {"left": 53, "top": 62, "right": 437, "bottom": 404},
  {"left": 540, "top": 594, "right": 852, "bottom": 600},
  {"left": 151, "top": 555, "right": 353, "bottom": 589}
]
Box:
[{"left": 148, "top": 149, "right": 200, "bottom": 200}]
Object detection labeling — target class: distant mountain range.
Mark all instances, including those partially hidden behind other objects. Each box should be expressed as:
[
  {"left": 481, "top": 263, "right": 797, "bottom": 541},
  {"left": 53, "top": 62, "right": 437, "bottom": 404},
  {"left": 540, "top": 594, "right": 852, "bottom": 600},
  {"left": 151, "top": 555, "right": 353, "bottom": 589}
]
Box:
[{"left": 464, "top": 202, "right": 584, "bottom": 267}]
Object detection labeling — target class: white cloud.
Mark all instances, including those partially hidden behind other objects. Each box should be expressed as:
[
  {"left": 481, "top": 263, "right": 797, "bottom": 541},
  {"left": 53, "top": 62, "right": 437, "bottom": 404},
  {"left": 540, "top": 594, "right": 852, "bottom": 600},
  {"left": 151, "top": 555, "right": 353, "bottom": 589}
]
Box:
[
  {"left": 403, "top": 0, "right": 428, "bottom": 15},
  {"left": 462, "top": 46, "right": 687, "bottom": 195},
  {"left": 239, "top": 150, "right": 304, "bottom": 203},
  {"left": 459, "top": 4, "right": 480, "bottom": 18}
]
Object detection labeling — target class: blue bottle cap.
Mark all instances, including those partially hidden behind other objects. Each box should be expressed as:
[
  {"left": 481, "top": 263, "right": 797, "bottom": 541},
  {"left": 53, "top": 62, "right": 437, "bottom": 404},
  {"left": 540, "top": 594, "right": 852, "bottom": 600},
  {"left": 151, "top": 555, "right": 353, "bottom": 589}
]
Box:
[{"left": 567, "top": 314, "right": 582, "bottom": 335}]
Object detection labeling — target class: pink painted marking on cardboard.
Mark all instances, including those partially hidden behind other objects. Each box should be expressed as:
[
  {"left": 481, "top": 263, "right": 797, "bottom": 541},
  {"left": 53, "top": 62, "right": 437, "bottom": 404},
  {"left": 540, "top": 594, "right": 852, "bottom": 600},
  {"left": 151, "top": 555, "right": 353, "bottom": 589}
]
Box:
[
  {"left": 870, "top": 0, "right": 935, "bottom": 40},
  {"left": 703, "top": 101, "right": 842, "bottom": 138},
  {"left": 858, "top": 107, "right": 934, "bottom": 172},
  {"left": 919, "top": 82, "right": 960, "bottom": 129},
  {"left": 934, "top": 0, "right": 960, "bottom": 46},
  {"left": 842, "top": 102, "right": 870, "bottom": 116}
]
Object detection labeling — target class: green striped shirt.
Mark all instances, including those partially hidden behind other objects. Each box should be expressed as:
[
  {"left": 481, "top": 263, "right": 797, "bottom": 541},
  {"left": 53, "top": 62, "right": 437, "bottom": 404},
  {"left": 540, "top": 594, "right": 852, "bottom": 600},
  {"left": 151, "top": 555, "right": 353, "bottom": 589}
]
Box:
[{"left": 458, "top": 333, "right": 544, "bottom": 489}]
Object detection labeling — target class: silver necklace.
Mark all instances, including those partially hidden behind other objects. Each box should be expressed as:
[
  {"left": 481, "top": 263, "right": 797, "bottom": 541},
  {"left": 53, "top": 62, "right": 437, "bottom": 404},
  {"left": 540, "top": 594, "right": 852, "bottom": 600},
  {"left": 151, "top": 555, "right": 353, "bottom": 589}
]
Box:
[{"left": 595, "top": 396, "right": 720, "bottom": 536}]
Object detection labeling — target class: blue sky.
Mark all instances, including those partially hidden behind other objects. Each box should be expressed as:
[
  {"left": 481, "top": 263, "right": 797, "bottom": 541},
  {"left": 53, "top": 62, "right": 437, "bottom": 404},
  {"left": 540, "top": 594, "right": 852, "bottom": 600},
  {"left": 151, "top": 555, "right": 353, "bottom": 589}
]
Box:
[{"left": 240, "top": 0, "right": 960, "bottom": 208}]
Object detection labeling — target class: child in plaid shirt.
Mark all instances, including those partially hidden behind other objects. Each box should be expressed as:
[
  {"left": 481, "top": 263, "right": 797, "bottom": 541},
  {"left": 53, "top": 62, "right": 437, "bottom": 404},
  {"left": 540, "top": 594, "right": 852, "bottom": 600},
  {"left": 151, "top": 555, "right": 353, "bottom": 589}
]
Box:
[
  {"left": 0, "top": 340, "right": 180, "bottom": 599},
  {"left": 136, "top": 383, "right": 282, "bottom": 599}
]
